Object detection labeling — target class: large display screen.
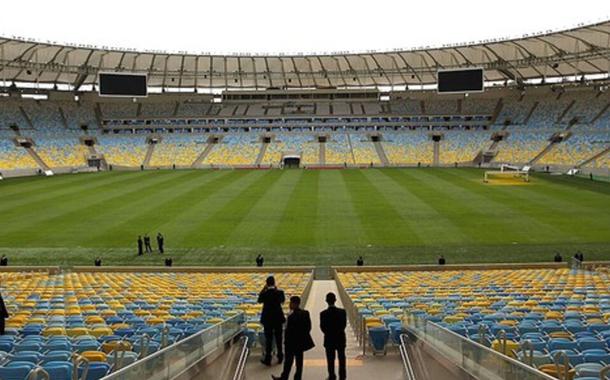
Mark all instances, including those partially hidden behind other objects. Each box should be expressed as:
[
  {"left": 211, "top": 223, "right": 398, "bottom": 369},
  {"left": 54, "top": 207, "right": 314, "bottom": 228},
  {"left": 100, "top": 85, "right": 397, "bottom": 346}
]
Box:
[
  {"left": 437, "top": 69, "right": 484, "bottom": 93},
  {"left": 99, "top": 73, "right": 147, "bottom": 97}
]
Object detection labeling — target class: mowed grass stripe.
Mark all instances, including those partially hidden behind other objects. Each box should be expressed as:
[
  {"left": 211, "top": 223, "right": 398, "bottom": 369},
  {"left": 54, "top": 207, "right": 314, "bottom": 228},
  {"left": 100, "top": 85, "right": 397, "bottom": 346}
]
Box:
[
  {"left": 315, "top": 170, "right": 366, "bottom": 248},
  {"left": 342, "top": 169, "right": 422, "bottom": 247},
  {"left": 436, "top": 169, "right": 587, "bottom": 238},
  {"left": 166, "top": 170, "right": 272, "bottom": 247},
  {"left": 1, "top": 171, "right": 196, "bottom": 246},
  {"left": 146, "top": 170, "right": 253, "bottom": 247},
  {"left": 227, "top": 170, "right": 303, "bottom": 247},
  {"left": 415, "top": 169, "right": 562, "bottom": 243},
  {"left": 0, "top": 172, "right": 115, "bottom": 199},
  {"left": 0, "top": 171, "right": 149, "bottom": 214},
  {"left": 270, "top": 170, "right": 320, "bottom": 247},
  {"left": 369, "top": 169, "right": 469, "bottom": 245},
  {"left": 187, "top": 170, "right": 282, "bottom": 247},
  {"left": 86, "top": 170, "right": 233, "bottom": 246},
  {"left": 396, "top": 169, "right": 537, "bottom": 245},
  {"left": 0, "top": 171, "right": 165, "bottom": 242},
  {"left": 439, "top": 169, "right": 610, "bottom": 243}
]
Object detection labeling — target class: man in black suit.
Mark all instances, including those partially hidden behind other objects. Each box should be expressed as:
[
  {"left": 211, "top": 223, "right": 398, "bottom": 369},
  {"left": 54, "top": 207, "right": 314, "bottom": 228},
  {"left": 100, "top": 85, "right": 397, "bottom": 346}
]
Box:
[
  {"left": 258, "top": 276, "right": 286, "bottom": 366},
  {"left": 0, "top": 255, "right": 7, "bottom": 266},
  {"left": 272, "top": 296, "right": 314, "bottom": 380},
  {"left": 94, "top": 257, "right": 102, "bottom": 267},
  {"left": 256, "top": 254, "right": 264, "bottom": 267},
  {"left": 320, "top": 292, "right": 347, "bottom": 380},
  {"left": 356, "top": 256, "right": 364, "bottom": 266},
  {"left": 144, "top": 234, "right": 153, "bottom": 253},
  {"left": 0, "top": 292, "right": 8, "bottom": 335},
  {"left": 157, "top": 233, "right": 165, "bottom": 253},
  {"left": 137, "top": 236, "right": 144, "bottom": 256}
]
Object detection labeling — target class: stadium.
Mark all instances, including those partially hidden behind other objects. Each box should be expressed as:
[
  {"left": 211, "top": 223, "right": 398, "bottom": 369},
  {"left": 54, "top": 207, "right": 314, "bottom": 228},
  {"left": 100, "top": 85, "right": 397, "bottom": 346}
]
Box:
[{"left": 0, "top": 5, "right": 609, "bottom": 380}]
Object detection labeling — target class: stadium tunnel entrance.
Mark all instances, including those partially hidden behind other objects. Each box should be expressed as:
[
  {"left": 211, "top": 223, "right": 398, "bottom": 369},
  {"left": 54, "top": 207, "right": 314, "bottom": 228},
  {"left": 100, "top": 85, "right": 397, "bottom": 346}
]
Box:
[{"left": 282, "top": 153, "right": 301, "bottom": 168}]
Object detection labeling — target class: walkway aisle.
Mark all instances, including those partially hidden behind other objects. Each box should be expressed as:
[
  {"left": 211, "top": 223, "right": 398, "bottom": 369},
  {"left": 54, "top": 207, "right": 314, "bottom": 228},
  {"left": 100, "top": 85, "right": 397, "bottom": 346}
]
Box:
[{"left": 246, "top": 280, "right": 405, "bottom": 380}]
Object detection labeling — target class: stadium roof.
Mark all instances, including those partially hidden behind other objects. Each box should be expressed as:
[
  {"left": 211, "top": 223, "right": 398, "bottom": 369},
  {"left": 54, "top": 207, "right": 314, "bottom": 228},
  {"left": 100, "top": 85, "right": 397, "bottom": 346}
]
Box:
[{"left": 1, "top": 20, "right": 609, "bottom": 91}]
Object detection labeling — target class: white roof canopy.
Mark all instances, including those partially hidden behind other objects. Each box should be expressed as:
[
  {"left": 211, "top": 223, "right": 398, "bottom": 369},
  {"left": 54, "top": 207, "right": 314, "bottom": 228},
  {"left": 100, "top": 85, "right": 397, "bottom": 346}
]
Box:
[{"left": 1, "top": 20, "right": 609, "bottom": 90}]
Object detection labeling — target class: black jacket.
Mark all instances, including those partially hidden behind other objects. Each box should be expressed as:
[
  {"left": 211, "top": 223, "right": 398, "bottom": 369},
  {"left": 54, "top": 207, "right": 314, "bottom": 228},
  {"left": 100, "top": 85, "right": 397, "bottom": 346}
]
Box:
[
  {"left": 0, "top": 294, "right": 8, "bottom": 319},
  {"left": 258, "top": 287, "right": 286, "bottom": 326},
  {"left": 320, "top": 306, "right": 347, "bottom": 348},
  {"left": 285, "top": 308, "right": 315, "bottom": 353}
]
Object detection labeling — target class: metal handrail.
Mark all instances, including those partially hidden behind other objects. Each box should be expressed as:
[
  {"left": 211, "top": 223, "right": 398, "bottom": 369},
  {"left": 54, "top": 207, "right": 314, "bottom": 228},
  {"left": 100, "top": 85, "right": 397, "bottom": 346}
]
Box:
[
  {"left": 72, "top": 353, "right": 89, "bottom": 380},
  {"left": 519, "top": 340, "right": 534, "bottom": 366},
  {"left": 552, "top": 351, "right": 570, "bottom": 380},
  {"left": 102, "top": 313, "right": 244, "bottom": 380},
  {"left": 138, "top": 333, "right": 151, "bottom": 359},
  {"left": 111, "top": 341, "right": 132, "bottom": 371},
  {"left": 405, "top": 313, "right": 557, "bottom": 380},
  {"left": 27, "top": 367, "right": 49, "bottom": 380},
  {"left": 232, "top": 337, "right": 250, "bottom": 380},
  {"left": 399, "top": 334, "right": 417, "bottom": 380}
]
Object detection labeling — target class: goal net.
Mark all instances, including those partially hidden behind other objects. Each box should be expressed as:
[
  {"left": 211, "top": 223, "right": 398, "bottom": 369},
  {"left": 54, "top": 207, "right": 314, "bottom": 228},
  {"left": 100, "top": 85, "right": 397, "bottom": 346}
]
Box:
[{"left": 484, "top": 170, "right": 529, "bottom": 184}]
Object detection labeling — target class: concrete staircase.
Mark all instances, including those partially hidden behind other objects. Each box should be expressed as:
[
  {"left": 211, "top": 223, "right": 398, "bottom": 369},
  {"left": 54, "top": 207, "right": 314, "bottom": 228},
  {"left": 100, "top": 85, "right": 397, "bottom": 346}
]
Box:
[
  {"left": 319, "top": 142, "right": 326, "bottom": 165},
  {"left": 191, "top": 143, "right": 216, "bottom": 168},
  {"left": 529, "top": 141, "right": 558, "bottom": 165},
  {"left": 142, "top": 142, "right": 156, "bottom": 167},
  {"left": 373, "top": 141, "right": 390, "bottom": 166},
  {"left": 255, "top": 141, "right": 269, "bottom": 166},
  {"left": 25, "top": 147, "right": 50, "bottom": 171},
  {"left": 432, "top": 140, "right": 440, "bottom": 166},
  {"left": 577, "top": 147, "right": 610, "bottom": 168},
  {"left": 346, "top": 134, "right": 356, "bottom": 164}
]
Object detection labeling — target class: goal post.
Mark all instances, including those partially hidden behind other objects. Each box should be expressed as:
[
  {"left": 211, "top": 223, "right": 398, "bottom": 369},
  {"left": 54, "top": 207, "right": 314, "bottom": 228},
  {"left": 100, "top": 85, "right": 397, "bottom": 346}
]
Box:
[{"left": 484, "top": 170, "right": 529, "bottom": 183}]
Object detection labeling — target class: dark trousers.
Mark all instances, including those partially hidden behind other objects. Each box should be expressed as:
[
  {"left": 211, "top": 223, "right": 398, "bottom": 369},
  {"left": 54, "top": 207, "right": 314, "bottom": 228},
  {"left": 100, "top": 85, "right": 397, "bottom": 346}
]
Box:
[
  {"left": 263, "top": 323, "right": 283, "bottom": 361},
  {"left": 325, "top": 346, "right": 346, "bottom": 380},
  {"left": 0, "top": 318, "right": 4, "bottom": 335},
  {"left": 145, "top": 243, "right": 152, "bottom": 253},
  {"left": 279, "top": 350, "right": 303, "bottom": 380},
  {"left": 158, "top": 243, "right": 164, "bottom": 253}
]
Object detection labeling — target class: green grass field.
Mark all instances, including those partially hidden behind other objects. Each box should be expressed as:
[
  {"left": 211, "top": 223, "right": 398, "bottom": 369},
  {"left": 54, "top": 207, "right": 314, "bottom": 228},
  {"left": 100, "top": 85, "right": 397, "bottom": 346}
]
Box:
[{"left": 0, "top": 168, "right": 609, "bottom": 266}]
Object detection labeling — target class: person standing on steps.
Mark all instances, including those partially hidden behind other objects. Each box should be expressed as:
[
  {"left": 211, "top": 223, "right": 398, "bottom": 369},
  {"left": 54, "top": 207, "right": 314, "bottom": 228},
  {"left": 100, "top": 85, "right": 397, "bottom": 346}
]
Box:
[
  {"left": 144, "top": 234, "right": 153, "bottom": 253},
  {"left": 258, "top": 276, "right": 286, "bottom": 366},
  {"left": 0, "top": 290, "right": 8, "bottom": 335},
  {"left": 157, "top": 233, "right": 165, "bottom": 253},
  {"left": 320, "top": 292, "right": 347, "bottom": 380},
  {"left": 272, "top": 296, "right": 314, "bottom": 380},
  {"left": 137, "top": 236, "right": 144, "bottom": 256}
]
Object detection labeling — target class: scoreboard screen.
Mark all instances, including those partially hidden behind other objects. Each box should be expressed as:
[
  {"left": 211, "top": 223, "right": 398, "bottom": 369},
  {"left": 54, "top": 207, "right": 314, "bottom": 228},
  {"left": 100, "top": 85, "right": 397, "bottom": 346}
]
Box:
[
  {"left": 99, "top": 73, "right": 147, "bottom": 97},
  {"left": 437, "top": 68, "right": 484, "bottom": 93}
]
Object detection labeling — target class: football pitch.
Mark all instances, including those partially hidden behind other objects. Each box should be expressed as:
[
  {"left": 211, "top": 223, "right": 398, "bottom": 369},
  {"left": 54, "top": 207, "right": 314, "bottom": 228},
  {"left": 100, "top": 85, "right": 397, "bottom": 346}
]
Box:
[{"left": 0, "top": 168, "right": 609, "bottom": 266}]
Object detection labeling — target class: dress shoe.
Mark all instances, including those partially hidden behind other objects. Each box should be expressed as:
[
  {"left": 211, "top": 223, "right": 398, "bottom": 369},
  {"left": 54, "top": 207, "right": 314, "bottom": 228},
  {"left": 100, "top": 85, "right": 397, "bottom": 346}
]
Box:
[
  {"left": 277, "top": 355, "right": 283, "bottom": 364},
  {"left": 271, "top": 376, "right": 283, "bottom": 380},
  {"left": 260, "top": 359, "right": 272, "bottom": 366}
]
